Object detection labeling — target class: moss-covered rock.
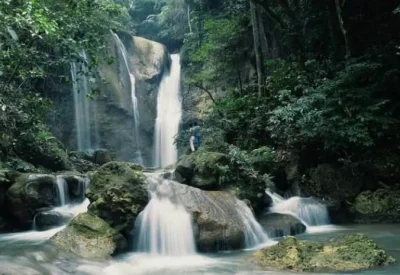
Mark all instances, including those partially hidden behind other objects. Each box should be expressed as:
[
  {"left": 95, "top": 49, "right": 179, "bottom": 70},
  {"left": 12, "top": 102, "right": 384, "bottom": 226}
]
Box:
[
  {"left": 259, "top": 213, "right": 306, "bottom": 238},
  {"left": 34, "top": 211, "right": 73, "bottom": 231},
  {"left": 86, "top": 162, "right": 148, "bottom": 239},
  {"left": 353, "top": 188, "right": 400, "bottom": 223},
  {"left": 6, "top": 174, "right": 58, "bottom": 226},
  {"left": 173, "top": 150, "right": 229, "bottom": 190},
  {"left": 93, "top": 149, "right": 113, "bottom": 165},
  {"left": 51, "top": 213, "right": 127, "bottom": 259},
  {"left": 251, "top": 234, "right": 395, "bottom": 272}
]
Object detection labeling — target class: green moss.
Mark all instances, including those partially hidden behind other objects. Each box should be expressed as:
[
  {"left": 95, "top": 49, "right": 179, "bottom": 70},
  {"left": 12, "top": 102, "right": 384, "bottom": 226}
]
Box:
[
  {"left": 353, "top": 189, "right": 400, "bottom": 223},
  {"left": 51, "top": 213, "right": 127, "bottom": 259},
  {"left": 251, "top": 234, "right": 395, "bottom": 272},
  {"left": 86, "top": 162, "right": 148, "bottom": 239}
]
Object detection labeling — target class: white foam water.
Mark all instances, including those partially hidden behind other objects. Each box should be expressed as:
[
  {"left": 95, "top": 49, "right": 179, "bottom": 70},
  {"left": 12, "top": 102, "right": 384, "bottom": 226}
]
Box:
[
  {"left": 154, "top": 54, "right": 182, "bottom": 167},
  {"left": 55, "top": 175, "right": 69, "bottom": 206},
  {"left": 234, "top": 199, "right": 270, "bottom": 249},
  {"left": 134, "top": 178, "right": 196, "bottom": 256},
  {"left": 265, "top": 190, "right": 330, "bottom": 227}
]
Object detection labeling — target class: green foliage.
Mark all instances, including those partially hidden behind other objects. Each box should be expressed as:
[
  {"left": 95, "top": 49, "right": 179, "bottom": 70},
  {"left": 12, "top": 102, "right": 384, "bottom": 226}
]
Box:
[
  {"left": 268, "top": 60, "right": 397, "bottom": 152},
  {"left": 182, "top": 13, "right": 250, "bottom": 89},
  {"left": 0, "top": 0, "right": 130, "bottom": 167}
]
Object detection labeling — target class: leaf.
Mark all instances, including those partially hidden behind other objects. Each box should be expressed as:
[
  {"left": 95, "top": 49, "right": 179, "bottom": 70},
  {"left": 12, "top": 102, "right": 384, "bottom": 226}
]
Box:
[
  {"left": 7, "top": 26, "right": 18, "bottom": 41},
  {"left": 1, "top": 105, "right": 6, "bottom": 111}
]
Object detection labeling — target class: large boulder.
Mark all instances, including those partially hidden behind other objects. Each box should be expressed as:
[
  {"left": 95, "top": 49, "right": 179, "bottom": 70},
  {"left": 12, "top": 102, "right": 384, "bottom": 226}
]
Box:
[
  {"left": 93, "top": 149, "right": 113, "bottom": 166},
  {"left": 352, "top": 188, "right": 400, "bottom": 223},
  {"left": 173, "top": 150, "right": 229, "bottom": 190},
  {"left": 51, "top": 213, "right": 127, "bottom": 259},
  {"left": 34, "top": 211, "right": 73, "bottom": 231},
  {"left": 86, "top": 162, "right": 148, "bottom": 239},
  {"left": 165, "top": 180, "right": 265, "bottom": 252},
  {"left": 6, "top": 174, "right": 58, "bottom": 226},
  {"left": 259, "top": 213, "right": 306, "bottom": 238},
  {"left": 251, "top": 234, "right": 395, "bottom": 272},
  {"left": 307, "top": 164, "right": 375, "bottom": 223}
]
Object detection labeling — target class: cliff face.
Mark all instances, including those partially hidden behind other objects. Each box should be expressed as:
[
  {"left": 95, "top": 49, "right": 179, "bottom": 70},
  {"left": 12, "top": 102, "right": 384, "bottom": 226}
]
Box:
[{"left": 47, "top": 34, "right": 169, "bottom": 165}]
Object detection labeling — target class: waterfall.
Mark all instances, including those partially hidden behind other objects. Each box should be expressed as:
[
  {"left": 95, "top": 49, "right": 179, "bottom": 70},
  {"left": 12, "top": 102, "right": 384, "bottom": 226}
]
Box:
[
  {"left": 112, "top": 33, "right": 143, "bottom": 164},
  {"left": 234, "top": 199, "right": 269, "bottom": 248},
  {"left": 265, "top": 190, "right": 330, "bottom": 227},
  {"left": 71, "top": 50, "right": 97, "bottom": 151},
  {"left": 154, "top": 54, "right": 182, "bottom": 167},
  {"left": 134, "top": 177, "right": 196, "bottom": 256},
  {"left": 55, "top": 175, "right": 69, "bottom": 206}
]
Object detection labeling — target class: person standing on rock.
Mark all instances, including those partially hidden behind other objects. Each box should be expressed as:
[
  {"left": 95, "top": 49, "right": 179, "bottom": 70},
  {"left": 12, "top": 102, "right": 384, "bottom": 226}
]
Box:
[{"left": 189, "top": 122, "right": 202, "bottom": 152}]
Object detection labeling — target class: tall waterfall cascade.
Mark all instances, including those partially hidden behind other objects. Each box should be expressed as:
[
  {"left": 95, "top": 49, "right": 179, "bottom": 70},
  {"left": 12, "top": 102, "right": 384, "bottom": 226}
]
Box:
[
  {"left": 154, "top": 54, "right": 182, "bottom": 167},
  {"left": 134, "top": 175, "right": 196, "bottom": 256},
  {"left": 71, "top": 50, "right": 98, "bottom": 151},
  {"left": 265, "top": 190, "right": 330, "bottom": 227},
  {"left": 112, "top": 33, "right": 143, "bottom": 164}
]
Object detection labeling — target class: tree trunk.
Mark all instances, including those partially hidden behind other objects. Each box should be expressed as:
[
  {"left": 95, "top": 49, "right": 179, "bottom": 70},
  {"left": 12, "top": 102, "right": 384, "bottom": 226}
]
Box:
[
  {"left": 335, "top": 0, "right": 351, "bottom": 59},
  {"left": 250, "top": 0, "right": 265, "bottom": 97}
]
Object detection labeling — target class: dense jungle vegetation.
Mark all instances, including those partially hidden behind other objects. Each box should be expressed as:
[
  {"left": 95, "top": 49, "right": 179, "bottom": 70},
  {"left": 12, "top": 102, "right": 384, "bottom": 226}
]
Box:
[{"left": 1, "top": 0, "right": 400, "bottom": 211}]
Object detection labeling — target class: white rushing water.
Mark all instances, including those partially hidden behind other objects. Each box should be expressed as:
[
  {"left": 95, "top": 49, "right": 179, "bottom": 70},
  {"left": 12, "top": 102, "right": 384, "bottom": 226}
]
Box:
[
  {"left": 154, "top": 54, "right": 182, "bottom": 167},
  {"left": 55, "top": 175, "right": 69, "bottom": 206},
  {"left": 234, "top": 199, "right": 270, "bottom": 249},
  {"left": 112, "top": 33, "right": 143, "bottom": 164},
  {"left": 71, "top": 50, "right": 97, "bottom": 151},
  {"left": 265, "top": 190, "right": 330, "bottom": 227},
  {"left": 135, "top": 177, "right": 196, "bottom": 256}
]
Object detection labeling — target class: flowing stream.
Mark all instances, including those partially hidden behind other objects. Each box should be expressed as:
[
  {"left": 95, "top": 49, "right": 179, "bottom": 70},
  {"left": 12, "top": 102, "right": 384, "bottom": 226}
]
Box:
[
  {"left": 154, "top": 54, "right": 182, "bottom": 167},
  {"left": 112, "top": 33, "right": 143, "bottom": 164},
  {"left": 265, "top": 190, "right": 339, "bottom": 233}
]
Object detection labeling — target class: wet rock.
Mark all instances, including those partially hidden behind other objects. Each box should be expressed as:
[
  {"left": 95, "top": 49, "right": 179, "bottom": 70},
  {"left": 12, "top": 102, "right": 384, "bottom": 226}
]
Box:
[
  {"left": 86, "top": 162, "right": 148, "bottom": 239},
  {"left": 34, "top": 211, "right": 73, "bottom": 231},
  {"left": 251, "top": 233, "right": 395, "bottom": 272},
  {"left": 68, "top": 151, "right": 98, "bottom": 173},
  {"left": 259, "top": 213, "right": 306, "bottom": 237},
  {"left": 353, "top": 188, "right": 400, "bottom": 223},
  {"left": 93, "top": 149, "right": 113, "bottom": 166},
  {"left": 6, "top": 174, "right": 58, "bottom": 226},
  {"left": 168, "top": 181, "right": 259, "bottom": 252},
  {"left": 51, "top": 213, "right": 127, "bottom": 259},
  {"left": 173, "top": 150, "right": 230, "bottom": 190}
]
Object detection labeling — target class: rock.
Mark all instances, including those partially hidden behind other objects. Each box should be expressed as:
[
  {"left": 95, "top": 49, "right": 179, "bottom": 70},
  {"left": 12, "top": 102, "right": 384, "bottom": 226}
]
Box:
[
  {"left": 86, "top": 162, "right": 148, "bottom": 239},
  {"left": 61, "top": 173, "right": 89, "bottom": 202},
  {"left": 353, "top": 188, "right": 400, "bottom": 223},
  {"left": 69, "top": 151, "right": 98, "bottom": 173},
  {"left": 251, "top": 234, "right": 395, "bottom": 272},
  {"left": 93, "top": 149, "right": 113, "bottom": 165},
  {"left": 259, "top": 213, "right": 306, "bottom": 237},
  {"left": 6, "top": 174, "right": 58, "bottom": 226},
  {"left": 173, "top": 150, "right": 229, "bottom": 190},
  {"left": 51, "top": 213, "right": 127, "bottom": 259},
  {"left": 167, "top": 180, "right": 260, "bottom": 252},
  {"left": 34, "top": 211, "right": 73, "bottom": 231},
  {"left": 307, "top": 164, "right": 374, "bottom": 222}
]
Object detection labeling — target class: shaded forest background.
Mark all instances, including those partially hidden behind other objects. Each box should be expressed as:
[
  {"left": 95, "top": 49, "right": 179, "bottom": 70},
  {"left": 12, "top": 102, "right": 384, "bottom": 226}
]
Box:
[{"left": 0, "top": 0, "right": 399, "bottom": 218}]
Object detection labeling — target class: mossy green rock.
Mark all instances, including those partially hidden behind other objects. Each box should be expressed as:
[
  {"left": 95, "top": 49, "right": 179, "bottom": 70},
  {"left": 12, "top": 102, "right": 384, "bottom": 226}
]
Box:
[
  {"left": 252, "top": 234, "right": 395, "bottom": 272},
  {"left": 353, "top": 188, "right": 400, "bottom": 223},
  {"left": 51, "top": 213, "right": 127, "bottom": 259},
  {"left": 174, "top": 150, "right": 229, "bottom": 190},
  {"left": 86, "top": 162, "right": 148, "bottom": 239},
  {"left": 6, "top": 174, "right": 57, "bottom": 226}
]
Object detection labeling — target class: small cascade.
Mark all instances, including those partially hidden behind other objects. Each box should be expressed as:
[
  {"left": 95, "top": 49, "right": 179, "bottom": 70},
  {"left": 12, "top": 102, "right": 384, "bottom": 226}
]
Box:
[
  {"left": 265, "top": 190, "right": 330, "bottom": 226},
  {"left": 112, "top": 33, "right": 143, "bottom": 164},
  {"left": 134, "top": 177, "right": 196, "bottom": 256},
  {"left": 154, "top": 54, "right": 182, "bottom": 167},
  {"left": 234, "top": 199, "right": 269, "bottom": 248},
  {"left": 55, "top": 175, "right": 69, "bottom": 206},
  {"left": 71, "top": 50, "right": 98, "bottom": 151}
]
